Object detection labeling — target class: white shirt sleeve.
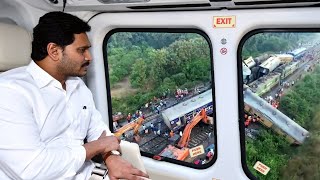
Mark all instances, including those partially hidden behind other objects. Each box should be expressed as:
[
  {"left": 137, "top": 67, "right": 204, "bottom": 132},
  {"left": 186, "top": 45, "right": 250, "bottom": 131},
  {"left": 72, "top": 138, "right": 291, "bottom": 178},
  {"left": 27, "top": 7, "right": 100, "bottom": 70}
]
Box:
[
  {"left": 85, "top": 90, "right": 114, "bottom": 142},
  {"left": 85, "top": 91, "right": 121, "bottom": 156},
  {"left": 0, "top": 86, "right": 86, "bottom": 180}
]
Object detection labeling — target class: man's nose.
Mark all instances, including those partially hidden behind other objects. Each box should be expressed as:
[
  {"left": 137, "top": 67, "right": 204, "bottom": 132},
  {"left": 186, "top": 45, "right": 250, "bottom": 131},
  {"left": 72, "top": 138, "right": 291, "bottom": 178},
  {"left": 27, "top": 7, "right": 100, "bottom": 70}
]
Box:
[{"left": 85, "top": 50, "right": 92, "bottom": 61}]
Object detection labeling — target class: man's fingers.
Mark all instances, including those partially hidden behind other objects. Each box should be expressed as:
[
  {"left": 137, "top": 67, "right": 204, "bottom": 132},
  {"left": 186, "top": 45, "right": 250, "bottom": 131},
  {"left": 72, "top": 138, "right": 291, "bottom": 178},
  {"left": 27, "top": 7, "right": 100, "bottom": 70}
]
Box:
[
  {"left": 131, "top": 168, "right": 149, "bottom": 178},
  {"left": 130, "top": 174, "right": 151, "bottom": 180},
  {"left": 137, "top": 176, "right": 151, "bottom": 180}
]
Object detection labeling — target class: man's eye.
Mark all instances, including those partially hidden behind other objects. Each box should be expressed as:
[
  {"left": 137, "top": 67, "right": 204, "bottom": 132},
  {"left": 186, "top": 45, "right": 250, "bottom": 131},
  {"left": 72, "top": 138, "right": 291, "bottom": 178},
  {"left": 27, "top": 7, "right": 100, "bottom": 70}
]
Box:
[{"left": 79, "top": 49, "right": 85, "bottom": 54}]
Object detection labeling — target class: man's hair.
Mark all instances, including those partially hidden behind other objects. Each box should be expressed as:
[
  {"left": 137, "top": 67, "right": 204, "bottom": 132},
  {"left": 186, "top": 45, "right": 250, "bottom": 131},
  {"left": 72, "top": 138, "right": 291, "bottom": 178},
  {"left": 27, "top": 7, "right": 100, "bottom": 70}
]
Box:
[{"left": 31, "top": 11, "right": 91, "bottom": 61}]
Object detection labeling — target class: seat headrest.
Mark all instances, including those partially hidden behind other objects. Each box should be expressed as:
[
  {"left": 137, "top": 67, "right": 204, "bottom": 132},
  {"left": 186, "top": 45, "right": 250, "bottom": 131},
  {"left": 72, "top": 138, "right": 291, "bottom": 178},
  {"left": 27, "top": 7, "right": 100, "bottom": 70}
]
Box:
[{"left": 0, "top": 23, "right": 32, "bottom": 71}]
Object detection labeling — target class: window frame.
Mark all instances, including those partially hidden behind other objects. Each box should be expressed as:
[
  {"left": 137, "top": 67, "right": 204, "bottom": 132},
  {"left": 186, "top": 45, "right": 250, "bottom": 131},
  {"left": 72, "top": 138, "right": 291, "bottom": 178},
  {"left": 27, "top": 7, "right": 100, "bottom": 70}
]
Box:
[
  {"left": 237, "top": 28, "right": 320, "bottom": 179},
  {"left": 102, "top": 28, "right": 217, "bottom": 169}
]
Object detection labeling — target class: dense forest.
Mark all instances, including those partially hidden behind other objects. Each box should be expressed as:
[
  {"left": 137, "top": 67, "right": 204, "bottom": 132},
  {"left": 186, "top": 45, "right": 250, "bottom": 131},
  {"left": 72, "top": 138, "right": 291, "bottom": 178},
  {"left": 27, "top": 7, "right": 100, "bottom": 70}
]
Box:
[
  {"left": 280, "top": 68, "right": 320, "bottom": 180},
  {"left": 106, "top": 32, "right": 211, "bottom": 114},
  {"left": 242, "top": 32, "right": 318, "bottom": 59}
]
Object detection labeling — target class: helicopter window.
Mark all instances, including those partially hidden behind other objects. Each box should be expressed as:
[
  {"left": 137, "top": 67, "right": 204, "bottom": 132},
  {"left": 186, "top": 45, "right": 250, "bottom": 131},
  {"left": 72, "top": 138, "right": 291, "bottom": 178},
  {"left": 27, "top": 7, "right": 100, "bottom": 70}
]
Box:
[
  {"left": 240, "top": 31, "right": 319, "bottom": 179},
  {"left": 104, "top": 29, "right": 216, "bottom": 168}
]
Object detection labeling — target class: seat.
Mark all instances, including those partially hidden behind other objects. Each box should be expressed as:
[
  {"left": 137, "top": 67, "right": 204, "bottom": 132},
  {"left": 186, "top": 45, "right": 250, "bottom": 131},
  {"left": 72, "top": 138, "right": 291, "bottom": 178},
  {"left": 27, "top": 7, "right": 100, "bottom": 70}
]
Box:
[
  {"left": 0, "top": 22, "right": 31, "bottom": 73},
  {"left": 0, "top": 22, "right": 148, "bottom": 180},
  {"left": 0, "top": 22, "right": 31, "bottom": 179}
]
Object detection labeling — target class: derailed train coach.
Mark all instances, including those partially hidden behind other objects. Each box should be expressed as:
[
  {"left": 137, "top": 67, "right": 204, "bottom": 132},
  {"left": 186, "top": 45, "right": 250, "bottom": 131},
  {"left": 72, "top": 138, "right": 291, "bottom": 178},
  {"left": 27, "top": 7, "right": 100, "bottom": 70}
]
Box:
[
  {"left": 161, "top": 89, "right": 214, "bottom": 131},
  {"left": 257, "top": 56, "right": 281, "bottom": 77},
  {"left": 288, "top": 47, "right": 307, "bottom": 60},
  {"left": 243, "top": 54, "right": 272, "bottom": 83},
  {"left": 243, "top": 87, "right": 309, "bottom": 144},
  {"left": 248, "top": 54, "right": 300, "bottom": 96}
]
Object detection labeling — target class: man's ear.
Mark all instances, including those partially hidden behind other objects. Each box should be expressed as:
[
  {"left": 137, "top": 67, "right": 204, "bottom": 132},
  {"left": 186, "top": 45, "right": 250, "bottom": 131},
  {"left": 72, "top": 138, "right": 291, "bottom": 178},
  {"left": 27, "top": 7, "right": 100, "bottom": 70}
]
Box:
[{"left": 47, "top": 43, "right": 62, "bottom": 61}]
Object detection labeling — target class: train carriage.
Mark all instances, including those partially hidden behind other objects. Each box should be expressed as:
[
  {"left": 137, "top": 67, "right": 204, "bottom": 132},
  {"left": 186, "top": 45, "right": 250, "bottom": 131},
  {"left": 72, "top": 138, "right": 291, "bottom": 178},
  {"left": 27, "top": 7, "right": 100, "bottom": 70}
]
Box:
[
  {"left": 288, "top": 47, "right": 307, "bottom": 60},
  {"left": 248, "top": 72, "right": 281, "bottom": 96},
  {"left": 257, "top": 56, "right": 281, "bottom": 77},
  {"left": 161, "top": 89, "right": 214, "bottom": 131}
]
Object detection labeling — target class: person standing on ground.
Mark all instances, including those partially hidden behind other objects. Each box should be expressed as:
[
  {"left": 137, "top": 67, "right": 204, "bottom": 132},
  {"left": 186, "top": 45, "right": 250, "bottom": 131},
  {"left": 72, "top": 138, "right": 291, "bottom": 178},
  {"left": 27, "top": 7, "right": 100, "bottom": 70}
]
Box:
[{"left": 0, "top": 11, "right": 148, "bottom": 180}]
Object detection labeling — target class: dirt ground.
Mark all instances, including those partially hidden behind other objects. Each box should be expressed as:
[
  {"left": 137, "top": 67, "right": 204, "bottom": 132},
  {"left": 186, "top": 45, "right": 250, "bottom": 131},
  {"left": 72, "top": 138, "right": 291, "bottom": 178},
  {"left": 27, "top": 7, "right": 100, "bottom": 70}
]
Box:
[{"left": 111, "top": 77, "right": 138, "bottom": 98}]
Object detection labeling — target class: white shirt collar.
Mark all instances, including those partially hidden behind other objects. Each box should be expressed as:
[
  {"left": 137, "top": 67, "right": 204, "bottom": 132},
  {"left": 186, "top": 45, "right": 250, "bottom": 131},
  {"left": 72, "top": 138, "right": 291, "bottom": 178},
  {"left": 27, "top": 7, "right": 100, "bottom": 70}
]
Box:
[{"left": 26, "top": 60, "right": 80, "bottom": 91}]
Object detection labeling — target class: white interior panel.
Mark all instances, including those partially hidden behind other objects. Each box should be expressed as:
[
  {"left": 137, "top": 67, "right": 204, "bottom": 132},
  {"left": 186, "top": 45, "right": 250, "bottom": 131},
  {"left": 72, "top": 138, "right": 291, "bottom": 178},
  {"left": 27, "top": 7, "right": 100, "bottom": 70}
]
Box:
[{"left": 86, "top": 7, "right": 320, "bottom": 180}]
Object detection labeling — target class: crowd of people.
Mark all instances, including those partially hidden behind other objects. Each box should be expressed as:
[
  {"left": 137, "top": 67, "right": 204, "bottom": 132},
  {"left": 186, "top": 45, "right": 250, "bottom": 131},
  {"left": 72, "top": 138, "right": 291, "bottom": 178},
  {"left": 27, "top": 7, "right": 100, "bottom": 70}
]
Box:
[{"left": 244, "top": 113, "right": 260, "bottom": 127}]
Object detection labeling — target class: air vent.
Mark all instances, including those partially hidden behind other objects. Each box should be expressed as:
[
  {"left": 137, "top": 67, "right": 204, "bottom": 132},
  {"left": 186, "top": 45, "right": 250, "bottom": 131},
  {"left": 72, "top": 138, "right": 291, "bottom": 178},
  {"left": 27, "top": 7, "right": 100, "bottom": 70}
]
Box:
[
  {"left": 98, "top": 0, "right": 150, "bottom": 4},
  {"left": 128, "top": 3, "right": 211, "bottom": 9},
  {"left": 210, "top": 0, "right": 231, "bottom": 1},
  {"left": 234, "top": 0, "right": 320, "bottom": 6},
  {"left": 48, "top": 0, "right": 59, "bottom": 4}
]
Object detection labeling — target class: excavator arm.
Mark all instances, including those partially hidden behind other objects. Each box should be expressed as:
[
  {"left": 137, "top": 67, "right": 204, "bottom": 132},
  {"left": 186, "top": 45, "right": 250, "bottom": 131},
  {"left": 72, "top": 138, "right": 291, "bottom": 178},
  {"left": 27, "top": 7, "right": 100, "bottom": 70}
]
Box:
[
  {"left": 178, "top": 109, "right": 208, "bottom": 148},
  {"left": 133, "top": 117, "right": 144, "bottom": 135},
  {"left": 114, "top": 117, "right": 144, "bottom": 137}
]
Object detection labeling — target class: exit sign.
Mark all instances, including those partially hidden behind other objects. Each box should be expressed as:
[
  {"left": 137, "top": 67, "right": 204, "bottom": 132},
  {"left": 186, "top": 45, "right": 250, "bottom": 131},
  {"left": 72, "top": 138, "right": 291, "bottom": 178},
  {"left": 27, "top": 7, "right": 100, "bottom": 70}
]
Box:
[{"left": 213, "top": 16, "right": 236, "bottom": 28}]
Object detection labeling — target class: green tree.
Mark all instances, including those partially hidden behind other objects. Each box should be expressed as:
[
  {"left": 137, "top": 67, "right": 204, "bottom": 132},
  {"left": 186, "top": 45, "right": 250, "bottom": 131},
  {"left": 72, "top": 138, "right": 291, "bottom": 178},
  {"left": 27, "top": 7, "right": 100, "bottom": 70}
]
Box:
[
  {"left": 171, "top": 73, "right": 187, "bottom": 86},
  {"left": 184, "top": 58, "right": 211, "bottom": 82},
  {"left": 242, "top": 32, "right": 316, "bottom": 59},
  {"left": 148, "top": 49, "right": 169, "bottom": 87},
  {"left": 130, "top": 59, "right": 148, "bottom": 88},
  {"left": 158, "top": 77, "right": 176, "bottom": 96}
]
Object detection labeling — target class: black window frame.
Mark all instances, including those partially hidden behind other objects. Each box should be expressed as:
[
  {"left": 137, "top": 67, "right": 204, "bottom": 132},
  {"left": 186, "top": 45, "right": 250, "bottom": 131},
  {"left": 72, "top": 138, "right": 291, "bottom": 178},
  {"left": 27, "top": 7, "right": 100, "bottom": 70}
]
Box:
[
  {"left": 237, "top": 28, "right": 320, "bottom": 179},
  {"left": 103, "top": 28, "right": 217, "bottom": 169}
]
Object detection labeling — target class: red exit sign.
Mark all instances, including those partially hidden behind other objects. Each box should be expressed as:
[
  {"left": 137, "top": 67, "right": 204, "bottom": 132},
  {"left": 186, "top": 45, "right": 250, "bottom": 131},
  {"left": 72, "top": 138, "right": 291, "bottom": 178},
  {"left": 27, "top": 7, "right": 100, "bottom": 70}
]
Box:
[{"left": 213, "top": 16, "right": 236, "bottom": 28}]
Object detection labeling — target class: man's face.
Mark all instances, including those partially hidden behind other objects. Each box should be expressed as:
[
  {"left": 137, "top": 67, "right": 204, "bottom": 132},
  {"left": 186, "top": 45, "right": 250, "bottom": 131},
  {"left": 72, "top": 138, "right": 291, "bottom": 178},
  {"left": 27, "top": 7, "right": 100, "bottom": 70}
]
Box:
[{"left": 57, "top": 33, "right": 92, "bottom": 77}]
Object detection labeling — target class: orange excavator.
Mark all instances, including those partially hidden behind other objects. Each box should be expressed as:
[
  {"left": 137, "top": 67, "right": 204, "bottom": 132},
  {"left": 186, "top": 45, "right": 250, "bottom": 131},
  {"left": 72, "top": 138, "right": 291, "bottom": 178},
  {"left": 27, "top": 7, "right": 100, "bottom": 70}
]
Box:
[
  {"left": 177, "top": 109, "right": 208, "bottom": 148},
  {"left": 114, "top": 117, "right": 144, "bottom": 137},
  {"left": 158, "top": 145, "right": 190, "bottom": 161}
]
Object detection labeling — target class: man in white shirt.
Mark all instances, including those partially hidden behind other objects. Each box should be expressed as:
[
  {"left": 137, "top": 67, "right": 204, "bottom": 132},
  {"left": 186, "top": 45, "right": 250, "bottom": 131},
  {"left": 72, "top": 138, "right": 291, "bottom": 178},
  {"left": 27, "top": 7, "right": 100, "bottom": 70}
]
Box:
[{"left": 0, "top": 11, "right": 148, "bottom": 180}]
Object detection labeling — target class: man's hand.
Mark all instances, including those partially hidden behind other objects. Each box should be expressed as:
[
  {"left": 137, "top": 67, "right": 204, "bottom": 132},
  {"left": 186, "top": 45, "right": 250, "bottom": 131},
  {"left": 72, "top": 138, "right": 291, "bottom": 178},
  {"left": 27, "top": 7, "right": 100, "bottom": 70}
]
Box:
[
  {"left": 105, "top": 155, "right": 149, "bottom": 180},
  {"left": 98, "top": 131, "right": 121, "bottom": 154},
  {"left": 83, "top": 131, "right": 121, "bottom": 160}
]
